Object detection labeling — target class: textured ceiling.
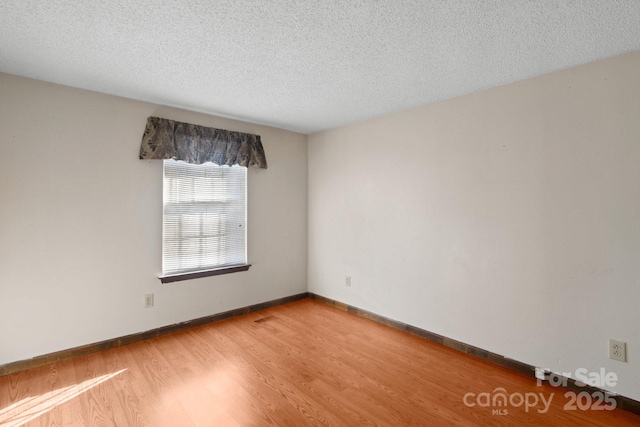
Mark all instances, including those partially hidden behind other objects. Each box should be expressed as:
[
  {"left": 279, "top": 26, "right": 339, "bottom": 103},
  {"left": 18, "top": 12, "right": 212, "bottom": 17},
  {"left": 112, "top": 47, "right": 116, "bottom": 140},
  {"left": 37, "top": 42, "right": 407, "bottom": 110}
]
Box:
[{"left": 1, "top": 1, "right": 640, "bottom": 134}]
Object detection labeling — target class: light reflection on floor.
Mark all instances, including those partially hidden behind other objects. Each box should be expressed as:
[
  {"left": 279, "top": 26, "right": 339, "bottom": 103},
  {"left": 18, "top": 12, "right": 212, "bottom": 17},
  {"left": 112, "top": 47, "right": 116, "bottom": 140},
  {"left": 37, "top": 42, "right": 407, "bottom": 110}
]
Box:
[
  {"left": 155, "top": 361, "right": 245, "bottom": 426},
  {"left": 0, "top": 369, "right": 126, "bottom": 427}
]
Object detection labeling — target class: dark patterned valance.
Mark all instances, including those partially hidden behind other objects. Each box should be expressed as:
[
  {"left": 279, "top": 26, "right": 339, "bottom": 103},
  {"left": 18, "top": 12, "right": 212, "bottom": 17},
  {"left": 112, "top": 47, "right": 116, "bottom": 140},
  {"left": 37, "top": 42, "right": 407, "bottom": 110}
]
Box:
[{"left": 139, "top": 117, "right": 267, "bottom": 169}]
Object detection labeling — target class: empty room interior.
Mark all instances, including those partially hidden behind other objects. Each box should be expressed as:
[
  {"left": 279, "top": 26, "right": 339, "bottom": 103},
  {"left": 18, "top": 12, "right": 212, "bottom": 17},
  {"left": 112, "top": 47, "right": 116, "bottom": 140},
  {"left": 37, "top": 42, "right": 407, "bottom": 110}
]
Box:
[{"left": 1, "top": 1, "right": 640, "bottom": 426}]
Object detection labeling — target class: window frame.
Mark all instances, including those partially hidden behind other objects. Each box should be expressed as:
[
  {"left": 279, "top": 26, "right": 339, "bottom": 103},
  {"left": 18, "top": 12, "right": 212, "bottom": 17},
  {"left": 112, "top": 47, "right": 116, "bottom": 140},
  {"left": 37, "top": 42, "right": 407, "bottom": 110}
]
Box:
[{"left": 159, "top": 159, "right": 251, "bottom": 283}]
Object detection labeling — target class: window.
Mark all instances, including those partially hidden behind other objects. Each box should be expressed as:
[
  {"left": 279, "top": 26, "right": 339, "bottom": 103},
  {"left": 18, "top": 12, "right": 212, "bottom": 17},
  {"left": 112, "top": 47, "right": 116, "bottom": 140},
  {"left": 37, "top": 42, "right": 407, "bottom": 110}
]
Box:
[{"left": 160, "top": 159, "right": 249, "bottom": 283}]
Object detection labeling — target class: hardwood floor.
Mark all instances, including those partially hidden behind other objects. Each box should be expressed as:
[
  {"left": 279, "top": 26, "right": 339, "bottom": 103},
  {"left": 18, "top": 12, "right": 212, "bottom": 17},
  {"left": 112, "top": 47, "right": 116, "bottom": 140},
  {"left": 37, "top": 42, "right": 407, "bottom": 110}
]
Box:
[{"left": 1, "top": 299, "right": 639, "bottom": 426}]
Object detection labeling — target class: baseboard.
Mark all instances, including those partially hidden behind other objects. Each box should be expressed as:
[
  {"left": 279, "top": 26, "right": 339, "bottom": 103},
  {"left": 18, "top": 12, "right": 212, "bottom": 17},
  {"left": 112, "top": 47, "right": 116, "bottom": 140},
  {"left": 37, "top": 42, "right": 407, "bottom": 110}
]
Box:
[
  {"left": 307, "top": 292, "right": 640, "bottom": 416},
  {"left": 0, "top": 292, "right": 309, "bottom": 377}
]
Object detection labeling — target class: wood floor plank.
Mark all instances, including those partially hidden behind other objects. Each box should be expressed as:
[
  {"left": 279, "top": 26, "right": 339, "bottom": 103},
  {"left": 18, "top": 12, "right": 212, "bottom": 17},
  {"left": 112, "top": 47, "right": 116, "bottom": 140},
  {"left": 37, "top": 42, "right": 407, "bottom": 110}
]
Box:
[
  {"left": 0, "top": 358, "right": 83, "bottom": 427},
  {"left": 224, "top": 316, "right": 378, "bottom": 426},
  {"left": 125, "top": 341, "right": 197, "bottom": 427},
  {"left": 98, "top": 348, "right": 154, "bottom": 427},
  {"left": 203, "top": 320, "right": 345, "bottom": 425},
  {"left": 1, "top": 298, "right": 639, "bottom": 426},
  {"left": 234, "top": 315, "right": 392, "bottom": 426}
]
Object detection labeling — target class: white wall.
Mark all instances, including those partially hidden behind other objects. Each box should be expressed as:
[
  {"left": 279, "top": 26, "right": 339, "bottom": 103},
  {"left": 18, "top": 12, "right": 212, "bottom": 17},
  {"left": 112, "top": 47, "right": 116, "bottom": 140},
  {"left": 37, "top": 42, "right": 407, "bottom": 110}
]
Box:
[
  {"left": 0, "top": 73, "right": 308, "bottom": 365},
  {"left": 308, "top": 52, "right": 640, "bottom": 401}
]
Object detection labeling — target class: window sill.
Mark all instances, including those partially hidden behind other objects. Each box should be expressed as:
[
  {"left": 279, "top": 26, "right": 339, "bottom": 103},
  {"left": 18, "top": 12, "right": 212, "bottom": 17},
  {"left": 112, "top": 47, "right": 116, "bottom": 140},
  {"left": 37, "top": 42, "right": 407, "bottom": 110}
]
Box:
[{"left": 159, "top": 264, "right": 251, "bottom": 283}]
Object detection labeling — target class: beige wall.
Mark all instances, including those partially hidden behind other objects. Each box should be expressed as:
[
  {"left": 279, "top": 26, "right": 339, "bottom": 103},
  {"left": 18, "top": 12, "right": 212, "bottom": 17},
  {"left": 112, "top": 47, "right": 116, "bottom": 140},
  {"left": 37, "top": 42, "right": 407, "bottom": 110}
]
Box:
[
  {"left": 0, "top": 73, "right": 308, "bottom": 365},
  {"left": 308, "top": 51, "right": 640, "bottom": 401}
]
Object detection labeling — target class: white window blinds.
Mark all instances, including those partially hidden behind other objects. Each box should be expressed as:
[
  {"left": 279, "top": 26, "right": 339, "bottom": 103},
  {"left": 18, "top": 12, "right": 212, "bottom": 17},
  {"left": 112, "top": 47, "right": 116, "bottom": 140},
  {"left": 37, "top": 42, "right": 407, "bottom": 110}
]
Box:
[{"left": 163, "top": 159, "right": 247, "bottom": 276}]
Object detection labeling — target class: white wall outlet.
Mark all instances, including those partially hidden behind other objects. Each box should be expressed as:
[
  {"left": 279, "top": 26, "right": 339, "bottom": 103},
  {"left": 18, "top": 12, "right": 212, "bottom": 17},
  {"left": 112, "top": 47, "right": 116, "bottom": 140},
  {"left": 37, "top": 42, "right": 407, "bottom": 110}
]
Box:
[
  {"left": 609, "top": 339, "right": 626, "bottom": 362},
  {"left": 145, "top": 294, "right": 154, "bottom": 308},
  {"left": 345, "top": 276, "right": 351, "bottom": 287}
]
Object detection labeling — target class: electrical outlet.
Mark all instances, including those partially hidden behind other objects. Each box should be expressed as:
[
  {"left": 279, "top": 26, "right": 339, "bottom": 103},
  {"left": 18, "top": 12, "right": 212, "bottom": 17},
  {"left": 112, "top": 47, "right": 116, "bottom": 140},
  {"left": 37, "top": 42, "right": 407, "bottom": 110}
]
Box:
[
  {"left": 345, "top": 276, "right": 351, "bottom": 287},
  {"left": 145, "top": 294, "right": 154, "bottom": 308},
  {"left": 609, "top": 339, "right": 626, "bottom": 362}
]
